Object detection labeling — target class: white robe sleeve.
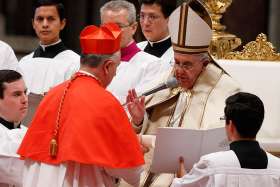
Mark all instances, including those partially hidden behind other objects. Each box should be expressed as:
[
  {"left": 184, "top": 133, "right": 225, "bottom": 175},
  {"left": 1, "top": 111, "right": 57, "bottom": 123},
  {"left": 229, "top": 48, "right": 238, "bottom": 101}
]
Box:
[
  {"left": 0, "top": 126, "right": 27, "bottom": 186},
  {"left": 171, "top": 160, "right": 212, "bottom": 187},
  {"left": 135, "top": 58, "right": 161, "bottom": 93},
  {"left": 0, "top": 156, "right": 24, "bottom": 186},
  {"left": 171, "top": 151, "right": 239, "bottom": 187},
  {"left": 105, "top": 166, "right": 143, "bottom": 187},
  {"left": 0, "top": 41, "right": 21, "bottom": 72},
  {"left": 59, "top": 50, "right": 80, "bottom": 80},
  {"left": 172, "top": 151, "right": 280, "bottom": 187}
]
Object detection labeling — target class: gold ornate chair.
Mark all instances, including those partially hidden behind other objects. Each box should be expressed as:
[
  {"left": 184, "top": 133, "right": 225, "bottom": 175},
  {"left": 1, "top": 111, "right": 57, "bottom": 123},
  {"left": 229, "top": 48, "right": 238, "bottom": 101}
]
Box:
[{"left": 214, "top": 34, "right": 280, "bottom": 158}]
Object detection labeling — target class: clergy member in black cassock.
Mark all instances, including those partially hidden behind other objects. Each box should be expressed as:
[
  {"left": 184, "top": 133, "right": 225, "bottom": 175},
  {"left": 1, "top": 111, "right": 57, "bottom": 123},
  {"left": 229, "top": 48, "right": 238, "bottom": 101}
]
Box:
[
  {"left": 172, "top": 92, "right": 280, "bottom": 187},
  {"left": 0, "top": 70, "right": 28, "bottom": 186},
  {"left": 137, "top": 0, "right": 176, "bottom": 71},
  {"left": 19, "top": 0, "right": 79, "bottom": 95}
]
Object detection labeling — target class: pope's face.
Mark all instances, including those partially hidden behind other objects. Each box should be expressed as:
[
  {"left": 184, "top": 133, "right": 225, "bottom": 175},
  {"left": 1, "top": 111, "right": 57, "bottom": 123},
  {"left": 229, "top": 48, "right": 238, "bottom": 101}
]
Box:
[
  {"left": 140, "top": 3, "right": 169, "bottom": 42},
  {"left": 174, "top": 52, "right": 205, "bottom": 89},
  {"left": 0, "top": 78, "right": 28, "bottom": 124},
  {"left": 32, "top": 5, "right": 66, "bottom": 45},
  {"left": 101, "top": 9, "right": 137, "bottom": 48}
]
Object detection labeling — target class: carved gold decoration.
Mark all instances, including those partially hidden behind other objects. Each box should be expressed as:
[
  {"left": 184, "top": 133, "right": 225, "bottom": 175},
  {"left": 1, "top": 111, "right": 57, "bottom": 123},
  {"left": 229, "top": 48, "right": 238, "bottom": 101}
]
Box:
[
  {"left": 204, "top": 0, "right": 232, "bottom": 31},
  {"left": 204, "top": 0, "right": 242, "bottom": 59},
  {"left": 210, "top": 33, "right": 241, "bottom": 59},
  {"left": 224, "top": 33, "right": 280, "bottom": 61}
]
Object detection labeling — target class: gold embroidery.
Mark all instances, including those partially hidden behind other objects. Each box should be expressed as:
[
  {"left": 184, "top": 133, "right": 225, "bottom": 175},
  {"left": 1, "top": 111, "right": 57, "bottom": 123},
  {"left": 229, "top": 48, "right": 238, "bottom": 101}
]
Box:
[
  {"left": 178, "top": 90, "right": 192, "bottom": 127},
  {"left": 179, "top": 3, "right": 188, "bottom": 46},
  {"left": 171, "top": 87, "right": 185, "bottom": 96},
  {"left": 167, "top": 99, "right": 179, "bottom": 128},
  {"left": 173, "top": 45, "right": 209, "bottom": 54}
]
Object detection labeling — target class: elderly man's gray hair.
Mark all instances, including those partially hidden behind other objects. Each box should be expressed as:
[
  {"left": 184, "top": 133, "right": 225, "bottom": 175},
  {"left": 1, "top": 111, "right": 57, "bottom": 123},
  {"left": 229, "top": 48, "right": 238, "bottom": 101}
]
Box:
[
  {"left": 195, "top": 52, "right": 211, "bottom": 63},
  {"left": 80, "top": 51, "right": 120, "bottom": 68},
  {"left": 100, "top": 0, "right": 136, "bottom": 24}
]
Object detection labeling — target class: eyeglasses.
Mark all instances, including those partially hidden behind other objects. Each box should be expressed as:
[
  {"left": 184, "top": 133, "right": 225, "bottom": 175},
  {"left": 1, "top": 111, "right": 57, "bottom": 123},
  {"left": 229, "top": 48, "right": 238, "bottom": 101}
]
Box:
[
  {"left": 219, "top": 116, "right": 226, "bottom": 121},
  {"left": 115, "top": 23, "right": 133, "bottom": 29},
  {"left": 174, "top": 62, "right": 194, "bottom": 71},
  {"left": 139, "top": 13, "right": 161, "bottom": 22}
]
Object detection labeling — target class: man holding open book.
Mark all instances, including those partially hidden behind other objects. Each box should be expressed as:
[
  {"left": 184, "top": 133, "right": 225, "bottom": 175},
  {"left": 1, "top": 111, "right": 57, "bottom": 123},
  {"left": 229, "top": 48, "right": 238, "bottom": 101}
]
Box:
[{"left": 172, "top": 92, "right": 280, "bottom": 186}]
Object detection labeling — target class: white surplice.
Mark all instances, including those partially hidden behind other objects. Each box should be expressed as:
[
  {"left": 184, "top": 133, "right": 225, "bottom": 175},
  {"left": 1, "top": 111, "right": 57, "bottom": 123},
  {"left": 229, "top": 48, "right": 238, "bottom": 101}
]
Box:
[
  {"left": 137, "top": 41, "right": 174, "bottom": 72},
  {"left": 0, "top": 124, "right": 27, "bottom": 187},
  {"left": 22, "top": 160, "right": 143, "bottom": 187},
  {"left": 19, "top": 50, "right": 80, "bottom": 94},
  {"left": 0, "top": 40, "right": 21, "bottom": 73},
  {"left": 107, "top": 51, "right": 160, "bottom": 104},
  {"left": 171, "top": 151, "right": 280, "bottom": 187}
]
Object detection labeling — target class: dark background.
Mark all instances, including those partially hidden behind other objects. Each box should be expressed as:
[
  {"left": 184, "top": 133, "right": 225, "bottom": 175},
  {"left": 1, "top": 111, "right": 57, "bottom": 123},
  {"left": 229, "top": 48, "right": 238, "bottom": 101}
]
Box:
[{"left": 0, "top": 0, "right": 273, "bottom": 53}]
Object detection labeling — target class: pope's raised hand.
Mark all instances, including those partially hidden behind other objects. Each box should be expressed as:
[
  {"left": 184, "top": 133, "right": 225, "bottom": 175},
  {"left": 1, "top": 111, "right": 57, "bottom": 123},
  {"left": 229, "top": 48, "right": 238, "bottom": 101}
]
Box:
[{"left": 126, "top": 89, "right": 145, "bottom": 126}]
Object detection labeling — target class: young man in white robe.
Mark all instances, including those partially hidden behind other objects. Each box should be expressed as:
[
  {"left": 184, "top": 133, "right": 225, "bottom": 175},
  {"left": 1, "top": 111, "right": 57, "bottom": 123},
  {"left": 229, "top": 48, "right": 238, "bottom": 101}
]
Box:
[
  {"left": 172, "top": 92, "right": 280, "bottom": 187},
  {"left": 19, "top": 0, "right": 79, "bottom": 95},
  {"left": 0, "top": 40, "right": 21, "bottom": 72},
  {"left": 100, "top": 0, "right": 161, "bottom": 104},
  {"left": 137, "top": 0, "right": 177, "bottom": 71},
  {"left": 0, "top": 70, "right": 28, "bottom": 187}
]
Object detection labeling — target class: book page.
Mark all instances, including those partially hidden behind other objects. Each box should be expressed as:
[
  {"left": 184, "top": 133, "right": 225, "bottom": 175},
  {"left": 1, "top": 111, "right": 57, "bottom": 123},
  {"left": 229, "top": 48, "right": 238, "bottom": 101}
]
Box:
[
  {"left": 150, "top": 127, "right": 228, "bottom": 173},
  {"left": 200, "top": 127, "right": 229, "bottom": 156}
]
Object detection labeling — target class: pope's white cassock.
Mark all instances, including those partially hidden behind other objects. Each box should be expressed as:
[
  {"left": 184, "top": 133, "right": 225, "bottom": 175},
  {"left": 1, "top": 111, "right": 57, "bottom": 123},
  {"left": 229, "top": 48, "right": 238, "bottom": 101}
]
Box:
[
  {"left": 0, "top": 123, "right": 27, "bottom": 187},
  {"left": 107, "top": 42, "right": 161, "bottom": 104},
  {"left": 0, "top": 40, "right": 21, "bottom": 73},
  {"left": 19, "top": 41, "right": 80, "bottom": 94},
  {"left": 172, "top": 150, "right": 280, "bottom": 187}
]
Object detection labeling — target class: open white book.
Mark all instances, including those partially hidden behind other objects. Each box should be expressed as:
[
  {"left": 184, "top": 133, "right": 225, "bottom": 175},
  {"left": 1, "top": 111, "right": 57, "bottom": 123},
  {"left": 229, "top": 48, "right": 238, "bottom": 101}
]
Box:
[{"left": 151, "top": 127, "right": 229, "bottom": 173}]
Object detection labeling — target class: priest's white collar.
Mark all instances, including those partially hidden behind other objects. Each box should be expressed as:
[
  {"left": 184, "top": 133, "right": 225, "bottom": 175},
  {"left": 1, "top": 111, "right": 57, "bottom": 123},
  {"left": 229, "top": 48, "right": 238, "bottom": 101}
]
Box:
[
  {"left": 148, "top": 35, "right": 170, "bottom": 47},
  {"left": 40, "top": 39, "right": 62, "bottom": 51}
]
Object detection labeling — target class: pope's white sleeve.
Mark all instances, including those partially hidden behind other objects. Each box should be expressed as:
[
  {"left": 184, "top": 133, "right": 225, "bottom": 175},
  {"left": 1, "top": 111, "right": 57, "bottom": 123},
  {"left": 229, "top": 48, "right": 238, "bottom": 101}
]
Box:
[{"left": 105, "top": 166, "right": 143, "bottom": 187}]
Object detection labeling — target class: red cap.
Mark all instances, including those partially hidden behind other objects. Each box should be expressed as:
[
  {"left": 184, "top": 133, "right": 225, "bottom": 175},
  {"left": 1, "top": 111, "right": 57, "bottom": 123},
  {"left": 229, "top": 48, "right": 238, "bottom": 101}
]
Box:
[{"left": 80, "top": 23, "right": 121, "bottom": 55}]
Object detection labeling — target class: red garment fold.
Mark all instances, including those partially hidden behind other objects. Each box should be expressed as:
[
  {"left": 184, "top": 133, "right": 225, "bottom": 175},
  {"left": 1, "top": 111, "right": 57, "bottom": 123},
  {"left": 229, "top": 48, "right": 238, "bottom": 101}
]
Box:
[{"left": 18, "top": 73, "right": 144, "bottom": 168}]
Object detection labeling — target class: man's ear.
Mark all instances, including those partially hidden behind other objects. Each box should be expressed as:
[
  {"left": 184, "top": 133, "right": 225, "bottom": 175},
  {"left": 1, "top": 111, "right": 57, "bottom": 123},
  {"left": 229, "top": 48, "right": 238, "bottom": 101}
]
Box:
[
  {"left": 103, "top": 60, "right": 113, "bottom": 74},
  {"left": 131, "top": 22, "right": 138, "bottom": 35},
  {"left": 32, "top": 19, "right": 35, "bottom": 29},
  {"left": 60, "top": 19, "right": 66, "bottom": 31},
  {"left": 228, "top": 120, "right": 237, "bottom": 135},
  {"left": 225, "top": 120, "right": 235, "bottom": 141},
  {"left": 165, "top": 17, "right": 169, "bottom": 23}
]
